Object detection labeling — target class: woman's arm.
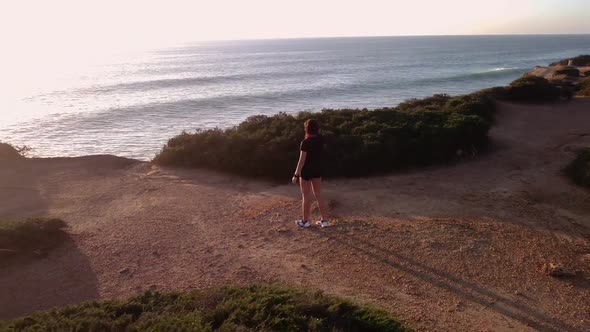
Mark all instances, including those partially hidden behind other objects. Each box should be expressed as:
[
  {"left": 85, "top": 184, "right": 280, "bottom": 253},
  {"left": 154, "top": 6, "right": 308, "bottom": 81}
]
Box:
[{"left": 292, "top": 151, "right": 307, "bottom": 184}]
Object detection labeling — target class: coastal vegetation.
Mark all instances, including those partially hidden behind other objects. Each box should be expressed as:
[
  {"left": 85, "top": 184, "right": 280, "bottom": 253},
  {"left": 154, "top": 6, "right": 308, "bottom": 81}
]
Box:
[
  {"left": 0, "top": 218, "right": 67, "bottom": 265},
  {"left": 0, "top": 285, "right": 409, "bottom": 332},
  {"left": 555, "top": 66, "right": 580, "bottom": 77},
  {"left": 503, "top": 76, "right": 561, "bottom": 102},
  {"left": 154, "top": 69, "right": 580, "bottom": 179},
  {"left": 154, "top": 91, "right": 495, "bottom": 179},
  {"left": 566, "top": 148, "right": 590, "bottom": 188},
  {"left": 550, "top": 55, "right": 590, "bottom": 66}
]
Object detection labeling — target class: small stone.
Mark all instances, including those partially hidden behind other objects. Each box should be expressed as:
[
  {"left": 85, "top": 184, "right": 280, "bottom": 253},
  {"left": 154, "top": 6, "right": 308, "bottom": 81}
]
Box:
[
  {"left": 545, "top": 263, "right": 576, "bottom": 278},
  {"left": 119, "top": 267, "right": 130, "bottom": 274}
]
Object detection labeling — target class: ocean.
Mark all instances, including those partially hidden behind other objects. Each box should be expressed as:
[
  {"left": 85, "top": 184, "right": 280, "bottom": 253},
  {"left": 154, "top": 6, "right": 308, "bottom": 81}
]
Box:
[{"left": 1, "top": 35, "right": 589, "bottom": 160}]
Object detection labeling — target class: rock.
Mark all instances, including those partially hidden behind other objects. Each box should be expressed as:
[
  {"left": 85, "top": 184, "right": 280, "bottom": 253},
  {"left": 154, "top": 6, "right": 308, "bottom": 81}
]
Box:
[
  {"left": 0, "top": 143, "right": 24, "bottom": 162},
  {"left": 545, "top": 263, "right": 576, "bottom": 278},
  {"left": 119, "top": 267, "right": 130, "bottom": 274}
]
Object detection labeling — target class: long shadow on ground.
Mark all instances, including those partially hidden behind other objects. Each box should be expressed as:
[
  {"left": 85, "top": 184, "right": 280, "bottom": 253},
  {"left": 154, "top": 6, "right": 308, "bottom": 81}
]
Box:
[
  {"left": 309, "top": 228, "right": 586, "bottom": 332},
  {"left": 0, "top": 236, "right": 99, "bottom": 320}
]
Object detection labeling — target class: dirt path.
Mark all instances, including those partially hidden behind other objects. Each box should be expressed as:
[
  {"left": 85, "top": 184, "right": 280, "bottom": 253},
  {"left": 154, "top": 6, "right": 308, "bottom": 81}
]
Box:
[{"left": 1, "top": 100, "right": 590, "bottom": 331}]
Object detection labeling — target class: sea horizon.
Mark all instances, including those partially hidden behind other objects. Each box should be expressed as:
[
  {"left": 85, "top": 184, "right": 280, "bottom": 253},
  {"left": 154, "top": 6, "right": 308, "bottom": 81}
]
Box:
[{"left": 192, "top": 33, "right": 590, "bottom": 43}]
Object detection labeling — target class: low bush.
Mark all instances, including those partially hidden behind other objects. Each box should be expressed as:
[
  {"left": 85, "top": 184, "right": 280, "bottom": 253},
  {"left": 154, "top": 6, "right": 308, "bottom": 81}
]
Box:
[
  {"left": 154, "top": 92, "right": 495, "bottom": 179},
  {"left": 550, "top": 79, "right": 580, "bottom": 99},
  {"left": 395, "top": 94, "right": 450, "bottom": 112},
  {"left": 503, "top": 76, "right": 561, "bottom": 102},
  {"left": 550, "top": 55, "right": 590, "bottom": 67},
  {"left": 555, "top": 66, "right": 580, "bottom": 77},
  {"left": 570, "top": 55, "right": 590, "bottom": 66},
  {"left": 565, "top": 148, "right": 590, "bottom": 187},
  {"left": 0, "top": 285, "right": 410, "bottom": 331},
  {"left": 0, "top": 218, "right": 67, "bottom": 264}
]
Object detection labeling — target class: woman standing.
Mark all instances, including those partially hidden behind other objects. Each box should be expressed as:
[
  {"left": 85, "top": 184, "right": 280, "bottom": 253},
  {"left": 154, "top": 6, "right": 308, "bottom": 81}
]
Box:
[{"left": 292, "top": 119, "right": 328, "bottom": 228}]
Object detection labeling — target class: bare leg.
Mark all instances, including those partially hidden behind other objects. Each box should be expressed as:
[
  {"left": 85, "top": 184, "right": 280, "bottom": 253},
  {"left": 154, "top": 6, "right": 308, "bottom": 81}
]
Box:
[
  {"left": 311, "top": 178, "right": 327, "bottom": 221},
  {"left": 300, "top": 179, "right": 313, "bottom": 221}
]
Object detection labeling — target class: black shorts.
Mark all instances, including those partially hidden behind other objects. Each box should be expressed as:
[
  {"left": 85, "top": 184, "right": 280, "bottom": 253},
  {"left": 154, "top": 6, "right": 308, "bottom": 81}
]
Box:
[{"left": 301, "top": 168, "right": 322, "bottom": 181}]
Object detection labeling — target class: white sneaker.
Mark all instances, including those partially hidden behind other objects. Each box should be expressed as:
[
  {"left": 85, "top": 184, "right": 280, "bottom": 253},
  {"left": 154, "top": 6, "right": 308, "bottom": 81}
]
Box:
[
  {"left": 296, "top": 220, "right": 311, "bottom": 228},
  {"left": 316, "top": 220, "right": 329, "bottom": 228}
]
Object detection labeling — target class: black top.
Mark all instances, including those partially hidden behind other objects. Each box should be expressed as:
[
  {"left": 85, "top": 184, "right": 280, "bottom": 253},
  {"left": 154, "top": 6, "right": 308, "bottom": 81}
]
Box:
[{"left": 300, "top": 135, "right": 324, "bottom": 173}]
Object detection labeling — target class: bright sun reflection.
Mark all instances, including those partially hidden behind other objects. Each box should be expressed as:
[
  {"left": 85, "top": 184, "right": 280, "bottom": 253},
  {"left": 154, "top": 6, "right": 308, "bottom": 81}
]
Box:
[{"left": 0, "top": 0, "right": 588, "bottom": 126}]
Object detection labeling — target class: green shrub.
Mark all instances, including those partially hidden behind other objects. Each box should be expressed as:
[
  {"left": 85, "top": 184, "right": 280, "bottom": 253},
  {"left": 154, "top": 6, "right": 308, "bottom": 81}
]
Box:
[
  {"left": 0, "top": 285, "right": 411, "bottom": 332},
  {"left": 395, "top": 94, "right": 451, "bottom": 112},
  {"left": 470, "top": 86, "right": 508, "bottom": 100},
  {"left": 550, "top": 55, "right": 590, "bottom": 67},
  {"left": 0, "top": 218, "right": 67, "bottom": 264},
  {"left": 154, "top": 92, "right": 495, "bottom": 179},
  {"left": 555, "top": 66, "right": 580, "bottom": 77},
  {"left": 567, "top": 55, "right": 590, "bottom": 66},
  {"left": 565, "top": 148, "right": 590, "bottom": 187},
  {"left": 504, "top": 76, "right": 561, "bottom": 102}
]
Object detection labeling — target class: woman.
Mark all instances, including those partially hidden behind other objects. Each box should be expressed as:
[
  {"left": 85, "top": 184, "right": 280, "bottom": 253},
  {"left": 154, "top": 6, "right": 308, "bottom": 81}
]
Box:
[{"left": 292, "top": 119, "right": 328, "bottom": 228}]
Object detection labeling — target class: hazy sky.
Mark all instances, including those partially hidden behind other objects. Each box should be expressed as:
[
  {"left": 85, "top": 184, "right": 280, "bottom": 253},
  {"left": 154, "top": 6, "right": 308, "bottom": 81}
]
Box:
[{"left": 1, "top": 0, "right": 589, "bottom": 60}]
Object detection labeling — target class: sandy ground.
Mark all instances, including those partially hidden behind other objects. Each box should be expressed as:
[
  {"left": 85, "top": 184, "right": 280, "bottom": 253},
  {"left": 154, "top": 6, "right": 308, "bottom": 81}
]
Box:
[{"left": 1, "top": 100, "right": 590, "bottom": 331}]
